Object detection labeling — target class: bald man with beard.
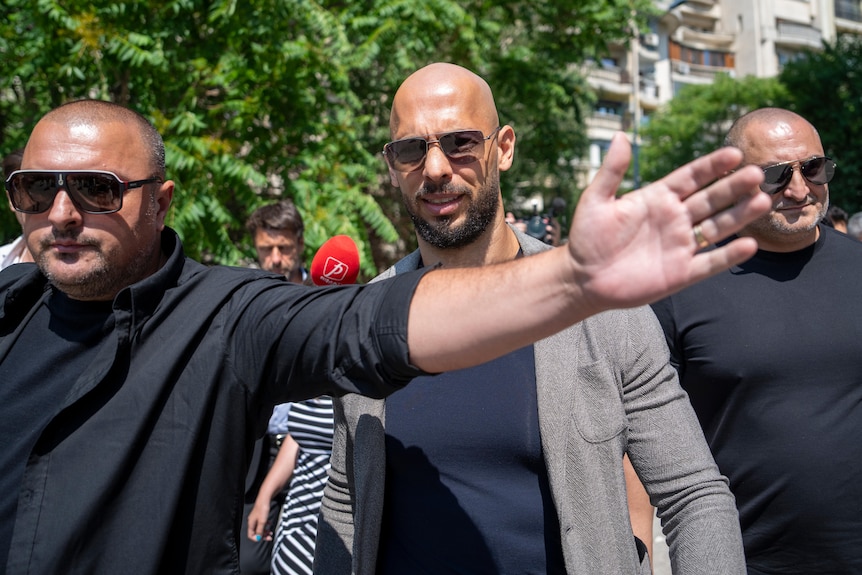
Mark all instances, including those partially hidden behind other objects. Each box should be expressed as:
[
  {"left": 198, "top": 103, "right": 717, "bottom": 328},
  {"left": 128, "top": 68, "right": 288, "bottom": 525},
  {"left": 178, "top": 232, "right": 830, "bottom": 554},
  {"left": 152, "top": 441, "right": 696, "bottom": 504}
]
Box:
[
  {"left": 315, "top": 63, "right": 748, "bottom": 575},
  {"left": 652, "top": 109, "right": 862, "bottom": 573}
]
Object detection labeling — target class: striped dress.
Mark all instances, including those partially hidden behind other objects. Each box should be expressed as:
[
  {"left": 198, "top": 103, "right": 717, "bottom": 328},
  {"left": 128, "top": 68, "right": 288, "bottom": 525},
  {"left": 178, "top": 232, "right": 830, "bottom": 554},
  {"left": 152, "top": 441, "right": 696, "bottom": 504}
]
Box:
[{"left": 271, "top": 396, "right": 333, "bottom": 575}]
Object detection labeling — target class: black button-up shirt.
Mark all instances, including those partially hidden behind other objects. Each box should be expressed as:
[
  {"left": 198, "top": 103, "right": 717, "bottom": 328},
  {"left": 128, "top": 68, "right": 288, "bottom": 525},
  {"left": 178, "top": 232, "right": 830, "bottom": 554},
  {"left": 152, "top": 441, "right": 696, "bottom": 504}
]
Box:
[{"left": 0, "top": 229, "right": 425, "bottom": 574}]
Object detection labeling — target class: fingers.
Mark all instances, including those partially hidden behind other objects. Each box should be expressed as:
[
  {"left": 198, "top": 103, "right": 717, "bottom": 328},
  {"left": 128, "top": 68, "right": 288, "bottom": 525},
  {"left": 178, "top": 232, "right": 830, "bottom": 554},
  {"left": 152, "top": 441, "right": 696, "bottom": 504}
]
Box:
[
  {"left": 582, "top": 132, "right": 631, "bottom": 204},
  {"left": 247, "top": 513, "right": 271, "bottom": 542},
  {"left": 247, "top": 517, "right": 260, "bottom": 541},
  {"left": 684, "top": 163, "right": 764, "bottom": 225},
  {"left": 689, "top": 236, "right": 760, "bottom": 284},
  {"left": 669, "top": 146, "right": 747, "bottom": 199},
  {"left": 690, "top": 176, "right": 771, "bottom": 247}
]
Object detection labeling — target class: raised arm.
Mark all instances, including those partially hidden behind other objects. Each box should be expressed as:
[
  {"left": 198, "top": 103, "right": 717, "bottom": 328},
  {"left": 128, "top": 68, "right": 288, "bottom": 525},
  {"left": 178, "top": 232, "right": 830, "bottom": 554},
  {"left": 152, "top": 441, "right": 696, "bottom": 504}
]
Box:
[{"left": 408, "top": 134, "right": 769, "bottom": 373}]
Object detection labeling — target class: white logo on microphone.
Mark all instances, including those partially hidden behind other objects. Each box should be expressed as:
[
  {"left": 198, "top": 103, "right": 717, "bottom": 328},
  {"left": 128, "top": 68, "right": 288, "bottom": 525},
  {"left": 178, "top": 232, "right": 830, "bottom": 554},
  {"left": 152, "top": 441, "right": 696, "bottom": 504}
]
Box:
[{"left": 322, "top": 257, "right": 350, "bottom": 283}]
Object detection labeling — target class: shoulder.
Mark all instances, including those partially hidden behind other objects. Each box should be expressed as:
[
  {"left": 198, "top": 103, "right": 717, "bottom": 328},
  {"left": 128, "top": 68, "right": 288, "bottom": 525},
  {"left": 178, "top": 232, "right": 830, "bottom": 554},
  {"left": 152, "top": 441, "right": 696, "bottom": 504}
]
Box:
[
  {"left": 822, "top": 224, "right": 862, "bottom": 255},
  {"left": 0, "top": 262, "right": 41, "bottom": 291},
  {"left": 512, "top": 227, "right": 552, "bottom": 255},
  {"left": 547, "top": 305, "right": 664, "bottom": 354},
  {"left": 0, "top": 241, "right": 15, "bottom": 259},
  {"left": 581, "top": 305, "right": 663, "bottom": 341},
  {"left": 371, "top": 250, "right": 422, "bottom": 283},
  {"left": 177, "top": 259, "right": 284, "bottom": 288}
]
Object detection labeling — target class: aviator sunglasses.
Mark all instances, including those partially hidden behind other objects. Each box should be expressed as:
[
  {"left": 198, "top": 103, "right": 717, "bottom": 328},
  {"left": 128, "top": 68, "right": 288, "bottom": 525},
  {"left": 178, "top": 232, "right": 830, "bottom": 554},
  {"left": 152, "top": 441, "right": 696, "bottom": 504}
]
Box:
[
  {"left": 383, "top": 127, "right": 501, "bottom": 172},
  {"left": 5, "top": 170, "right": 162, "bottom": 215},
  {"left": 760, "top": 156, "right": 836, "bottom": 195}
]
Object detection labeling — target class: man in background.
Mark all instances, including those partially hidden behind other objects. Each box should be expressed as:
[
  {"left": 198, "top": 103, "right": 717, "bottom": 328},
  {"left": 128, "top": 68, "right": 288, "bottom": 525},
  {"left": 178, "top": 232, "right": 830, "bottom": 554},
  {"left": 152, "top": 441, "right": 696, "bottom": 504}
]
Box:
[
  {"left": 825, "top": 204, "right": 848, "bottom": 232},
  {"left": 652, "top": 107, "right": 862, "bottom": 573},
  {"left": 246, "top": 199, "right": 307, "bottom": 284},
  {"left": 315, "top": 62, "right": 747, "bottom": 575}
]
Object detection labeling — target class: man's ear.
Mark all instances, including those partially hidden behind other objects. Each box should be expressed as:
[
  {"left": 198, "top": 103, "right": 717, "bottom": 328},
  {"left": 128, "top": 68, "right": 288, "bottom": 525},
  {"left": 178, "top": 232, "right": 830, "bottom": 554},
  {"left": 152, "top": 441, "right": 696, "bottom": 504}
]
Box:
[
  {"left": 154, "top": 180, "right": 175, "bottom": 230},
  {"left": 496, "top": 125, "right": 516, "bottom": 172}
]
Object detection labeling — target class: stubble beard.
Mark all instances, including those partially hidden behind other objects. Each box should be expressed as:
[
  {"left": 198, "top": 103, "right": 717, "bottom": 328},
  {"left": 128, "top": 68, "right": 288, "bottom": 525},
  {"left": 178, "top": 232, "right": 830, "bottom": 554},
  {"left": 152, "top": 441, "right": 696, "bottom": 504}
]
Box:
[
  {"left": 408, "top": 170, "right": 501, "bottom": 250},
  {"left": 746, "top": 195, "right": 828, "bottom": 242},
  {"left": 38, "top": 198, "right": 162, "bottom": 301}
]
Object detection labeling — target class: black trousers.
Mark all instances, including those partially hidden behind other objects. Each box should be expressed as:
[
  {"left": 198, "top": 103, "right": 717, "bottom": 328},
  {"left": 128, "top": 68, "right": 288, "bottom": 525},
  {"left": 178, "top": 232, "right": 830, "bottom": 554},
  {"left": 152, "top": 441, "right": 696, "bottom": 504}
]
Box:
[{"left": 239, "top": 436, "right": 287, "bottom": 575}]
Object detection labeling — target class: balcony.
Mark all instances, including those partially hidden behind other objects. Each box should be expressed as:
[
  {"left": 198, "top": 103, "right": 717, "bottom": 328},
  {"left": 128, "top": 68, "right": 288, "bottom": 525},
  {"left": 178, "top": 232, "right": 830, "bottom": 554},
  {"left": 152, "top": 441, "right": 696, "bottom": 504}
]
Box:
[
  {"left": 672, "top": 59, "right": 733, "bottom": 81},
  {"left": 585, "top": 65, "right": 634, "bottom": 99},
  {"left": 680, "top": 27, "right": 735, "bottom": 48},
  {"left": 774, "top": 20, "right": 823, "bottom": 49},
  {"left": 587, "top": 112, "right": 626, "bottom": 134}
]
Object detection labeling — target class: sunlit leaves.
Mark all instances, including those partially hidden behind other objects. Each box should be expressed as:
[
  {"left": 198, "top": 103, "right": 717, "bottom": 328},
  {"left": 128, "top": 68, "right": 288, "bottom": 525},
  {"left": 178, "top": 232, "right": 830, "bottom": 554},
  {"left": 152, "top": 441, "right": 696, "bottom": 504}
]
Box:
[{"left": 1, "top": 0, "right": 655, "bottom": 278}]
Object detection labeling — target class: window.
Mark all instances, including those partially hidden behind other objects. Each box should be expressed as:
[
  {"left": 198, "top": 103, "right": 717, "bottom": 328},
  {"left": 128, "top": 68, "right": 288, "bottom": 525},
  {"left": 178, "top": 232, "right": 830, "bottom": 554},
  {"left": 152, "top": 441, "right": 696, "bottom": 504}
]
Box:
[{"left": 595, "top": 100, "right": 624, "bottom": 116}]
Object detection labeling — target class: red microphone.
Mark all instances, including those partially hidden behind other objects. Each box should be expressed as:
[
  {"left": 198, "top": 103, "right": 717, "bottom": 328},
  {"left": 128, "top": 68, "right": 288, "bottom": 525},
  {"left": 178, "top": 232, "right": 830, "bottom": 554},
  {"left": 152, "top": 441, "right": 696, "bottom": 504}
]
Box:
[{"left": 310, "top": 235, "right": 360, "bottom": 286}]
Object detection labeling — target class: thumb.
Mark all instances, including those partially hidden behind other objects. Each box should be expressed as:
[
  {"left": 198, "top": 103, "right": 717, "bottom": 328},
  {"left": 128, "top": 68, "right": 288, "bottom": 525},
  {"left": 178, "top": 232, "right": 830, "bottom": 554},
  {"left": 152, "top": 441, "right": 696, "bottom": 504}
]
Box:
[{"left": 582, "top": 132, "right": 632, "bottom": 204}]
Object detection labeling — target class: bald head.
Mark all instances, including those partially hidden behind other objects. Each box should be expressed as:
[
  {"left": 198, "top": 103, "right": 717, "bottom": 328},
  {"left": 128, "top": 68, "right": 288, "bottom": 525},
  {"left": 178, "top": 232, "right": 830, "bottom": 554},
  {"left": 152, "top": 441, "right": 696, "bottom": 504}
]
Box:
[
  {"left": 725, "top": 108, "right": 820, "bottom": 159},
  {"left": 29, "top": 99, "right": 166, "bottom": 179},
  {"left": 390, "top": 63, "right": 499, "bottom": 137}
]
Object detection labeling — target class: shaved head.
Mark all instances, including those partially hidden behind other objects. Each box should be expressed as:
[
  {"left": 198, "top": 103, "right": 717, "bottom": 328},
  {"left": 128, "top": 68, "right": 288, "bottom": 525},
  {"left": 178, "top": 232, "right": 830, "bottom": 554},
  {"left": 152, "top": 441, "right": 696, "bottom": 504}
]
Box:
[
  {"left": 390, "top": 63, "right": 500, "bottom": 138},
  {"left": 726, "top": 107, "right": 829, "bottom": 252},
  {"left": 31, "top": 99, "right": 166, "bottom": 179},
  {"left": 385, "top": 63, "right": 516, "bottom": 256},
  {"left": 725, "top": 108, "right": 820, "bottom": 159}
]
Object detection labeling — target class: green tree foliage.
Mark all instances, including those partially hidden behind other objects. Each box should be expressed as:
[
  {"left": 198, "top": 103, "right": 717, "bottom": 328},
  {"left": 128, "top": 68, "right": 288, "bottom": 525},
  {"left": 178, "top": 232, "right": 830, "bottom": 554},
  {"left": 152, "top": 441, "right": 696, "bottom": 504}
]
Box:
[
  {"left": 779, "top": 34, "right": 862, "bottom": 214},
  {"left": 0, "top": 0, "right": 653, "bottom": 276},
  {"left": 639, "top": 73, "right": 789, "bottom": 184}
]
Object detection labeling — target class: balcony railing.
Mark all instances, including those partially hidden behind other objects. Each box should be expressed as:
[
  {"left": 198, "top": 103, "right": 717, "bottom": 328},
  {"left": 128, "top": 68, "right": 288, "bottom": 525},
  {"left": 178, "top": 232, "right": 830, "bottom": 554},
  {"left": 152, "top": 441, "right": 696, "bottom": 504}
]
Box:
[{"left": 776, "top": 21, "right": 823, "bottom": 45}]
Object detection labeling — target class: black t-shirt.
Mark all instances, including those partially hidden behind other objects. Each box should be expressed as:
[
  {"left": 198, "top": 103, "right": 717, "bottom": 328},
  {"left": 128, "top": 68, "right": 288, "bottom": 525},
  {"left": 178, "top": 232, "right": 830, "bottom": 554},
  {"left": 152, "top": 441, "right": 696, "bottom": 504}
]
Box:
[
  {"left": 651, "top": 226, "right": 862, "bottom": 574},
  {"left": 379, "top": 345, "right": 566, "bottom": 575},
  {"left": 0, "top": 289, "right": 113, "bottom": 569}
]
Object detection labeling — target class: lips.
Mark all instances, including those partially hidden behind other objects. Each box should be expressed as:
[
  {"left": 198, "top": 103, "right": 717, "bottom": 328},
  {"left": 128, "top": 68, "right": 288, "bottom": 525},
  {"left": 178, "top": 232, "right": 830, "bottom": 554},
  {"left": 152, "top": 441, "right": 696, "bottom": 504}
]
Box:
[
  {"left": 48, "top": 237, "right": 95, "bottom": 254},
  {"left": 421, "top": 194, "right": 462, "bottom": 217},
  {"left": 52, "top": 244, "right": 89, "bottom": 254},
  {"left": 775, "top": 203, "right": 811, "bottom": 212}
]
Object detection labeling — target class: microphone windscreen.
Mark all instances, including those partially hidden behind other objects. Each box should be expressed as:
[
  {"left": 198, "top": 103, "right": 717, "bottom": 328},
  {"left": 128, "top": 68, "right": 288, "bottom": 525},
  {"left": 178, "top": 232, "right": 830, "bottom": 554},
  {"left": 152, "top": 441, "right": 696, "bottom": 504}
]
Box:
[{"left": 310, "top": 235, "right": 360, "bottom": 286}]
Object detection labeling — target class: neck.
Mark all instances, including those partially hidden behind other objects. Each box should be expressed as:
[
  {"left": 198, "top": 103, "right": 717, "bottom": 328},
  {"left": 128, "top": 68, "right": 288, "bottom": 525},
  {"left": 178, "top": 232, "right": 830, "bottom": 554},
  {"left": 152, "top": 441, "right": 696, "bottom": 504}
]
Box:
[
  {"left": 287, "top": 268, "right": 304, "bottom": 284},
  {"left": 417, "top": 220, "right": 521, "bottom": 269},
  {"left": 741, "top": 225, "right": 820, "bottom": 253}
]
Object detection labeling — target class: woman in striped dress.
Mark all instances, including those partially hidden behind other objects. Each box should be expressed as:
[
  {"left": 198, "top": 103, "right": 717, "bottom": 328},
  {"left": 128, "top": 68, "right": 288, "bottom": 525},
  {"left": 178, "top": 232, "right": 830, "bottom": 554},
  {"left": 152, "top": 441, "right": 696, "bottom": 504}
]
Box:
[{"left": 247, "top": 396, "right": 333, "bottom": 575}]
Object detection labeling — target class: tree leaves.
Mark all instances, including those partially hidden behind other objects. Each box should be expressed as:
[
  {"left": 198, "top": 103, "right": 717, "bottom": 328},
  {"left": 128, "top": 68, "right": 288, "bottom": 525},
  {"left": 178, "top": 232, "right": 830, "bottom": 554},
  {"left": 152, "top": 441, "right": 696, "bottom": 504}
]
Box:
[{"left": 0, "top": 0, "right": 653, "bottom": 278}]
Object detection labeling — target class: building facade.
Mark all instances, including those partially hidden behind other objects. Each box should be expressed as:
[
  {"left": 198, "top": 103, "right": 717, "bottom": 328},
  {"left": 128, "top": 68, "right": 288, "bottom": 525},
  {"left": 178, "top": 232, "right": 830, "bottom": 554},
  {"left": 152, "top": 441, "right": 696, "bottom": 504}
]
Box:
[{"left": 582, "top": 0, "right": 856, "bottom": 184}]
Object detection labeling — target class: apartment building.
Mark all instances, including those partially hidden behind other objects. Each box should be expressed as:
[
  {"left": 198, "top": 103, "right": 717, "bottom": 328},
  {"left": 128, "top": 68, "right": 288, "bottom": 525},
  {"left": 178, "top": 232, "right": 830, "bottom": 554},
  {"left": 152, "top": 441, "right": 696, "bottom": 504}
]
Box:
[{"left": 581, "top": 0, "right": 859, "bottom": 184}]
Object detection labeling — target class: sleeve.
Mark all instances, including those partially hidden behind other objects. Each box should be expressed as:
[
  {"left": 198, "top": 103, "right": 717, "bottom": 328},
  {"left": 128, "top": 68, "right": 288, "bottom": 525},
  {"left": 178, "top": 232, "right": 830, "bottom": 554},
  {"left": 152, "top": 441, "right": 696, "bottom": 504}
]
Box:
[
  {"left": 649, "top": 296, "right": 684, "bottom": 374},
  {"left": 619, "top": 306, "right": 745, "bottom": 575},
  {"left": 313, "top": 396, "right": 355, "bottom": 574},
  {"left": 230, "top": 267, "right": 435, "bottom": 408}
]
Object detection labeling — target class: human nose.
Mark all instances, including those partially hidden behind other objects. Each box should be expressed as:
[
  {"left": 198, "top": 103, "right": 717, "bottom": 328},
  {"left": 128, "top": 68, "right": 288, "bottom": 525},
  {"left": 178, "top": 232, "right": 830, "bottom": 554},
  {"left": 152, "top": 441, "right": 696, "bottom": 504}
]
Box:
[
  {"left": 47, "top": 189, "right": 83, "bottom": 229},
  {"left": 270, "top": 246, "right": 283, "bottom": 264},
  {"left": 783, "top": 165, "right": 811, "bottom": 200},
  {"left": 422, "top": 141, "right": 453, "bottom": 181}
]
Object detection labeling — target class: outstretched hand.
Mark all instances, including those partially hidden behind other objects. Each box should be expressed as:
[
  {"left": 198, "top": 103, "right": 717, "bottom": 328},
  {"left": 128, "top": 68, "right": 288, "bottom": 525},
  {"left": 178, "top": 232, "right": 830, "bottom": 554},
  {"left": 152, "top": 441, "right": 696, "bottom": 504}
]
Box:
[{"left": 566, "top": 132, "right": 770, "bottom": 312}]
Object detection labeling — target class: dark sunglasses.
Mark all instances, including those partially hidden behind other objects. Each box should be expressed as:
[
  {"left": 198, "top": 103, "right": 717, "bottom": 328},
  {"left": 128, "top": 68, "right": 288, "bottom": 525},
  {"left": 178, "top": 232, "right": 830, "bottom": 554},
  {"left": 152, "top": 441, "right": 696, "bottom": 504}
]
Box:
[
  {"left": 760, "top": 156, "right": 836, "bottom": 195},
  {"left": 5, "top": 170, "right": 162, "bottom": 214},
  {"left": 383, "top": 127, "right": 501, "bottom": 172}
]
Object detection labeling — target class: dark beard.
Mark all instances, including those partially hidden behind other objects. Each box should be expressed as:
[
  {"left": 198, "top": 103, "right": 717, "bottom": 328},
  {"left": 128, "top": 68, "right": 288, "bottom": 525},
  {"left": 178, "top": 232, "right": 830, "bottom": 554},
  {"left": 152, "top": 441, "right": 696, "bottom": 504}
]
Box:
[{"left": 408, "top": 171, "right": 500, "bottom": 249}]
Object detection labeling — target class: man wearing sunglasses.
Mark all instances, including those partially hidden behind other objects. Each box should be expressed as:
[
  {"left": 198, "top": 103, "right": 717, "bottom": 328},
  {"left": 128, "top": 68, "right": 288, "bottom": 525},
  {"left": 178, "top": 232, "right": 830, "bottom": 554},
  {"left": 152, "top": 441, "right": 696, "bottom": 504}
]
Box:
[
  {"left": 315, "top": 62, "right": 749, "bottom": 575},
  {"left": 0, "top": 94, "right": 768, "bottom": 575},
  {"left": 652, "top": 107, "right": 862, "bottom": 573}
]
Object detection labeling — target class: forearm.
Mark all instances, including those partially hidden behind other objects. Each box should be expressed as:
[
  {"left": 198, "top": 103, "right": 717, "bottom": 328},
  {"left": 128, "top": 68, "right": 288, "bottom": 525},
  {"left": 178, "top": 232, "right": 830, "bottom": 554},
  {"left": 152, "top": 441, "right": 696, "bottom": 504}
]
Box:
[
  {"left": 408, "top": 248, "right": 583, "bottom": 373},
  {"left": 255, "top": 436, "right": 299, "bottom": 503},
  {"left": 625, "top": 454, "right": 654, "bottom": 564},
  {"left": 408, "top": 143, "right": 770, "bottom": 374}
]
